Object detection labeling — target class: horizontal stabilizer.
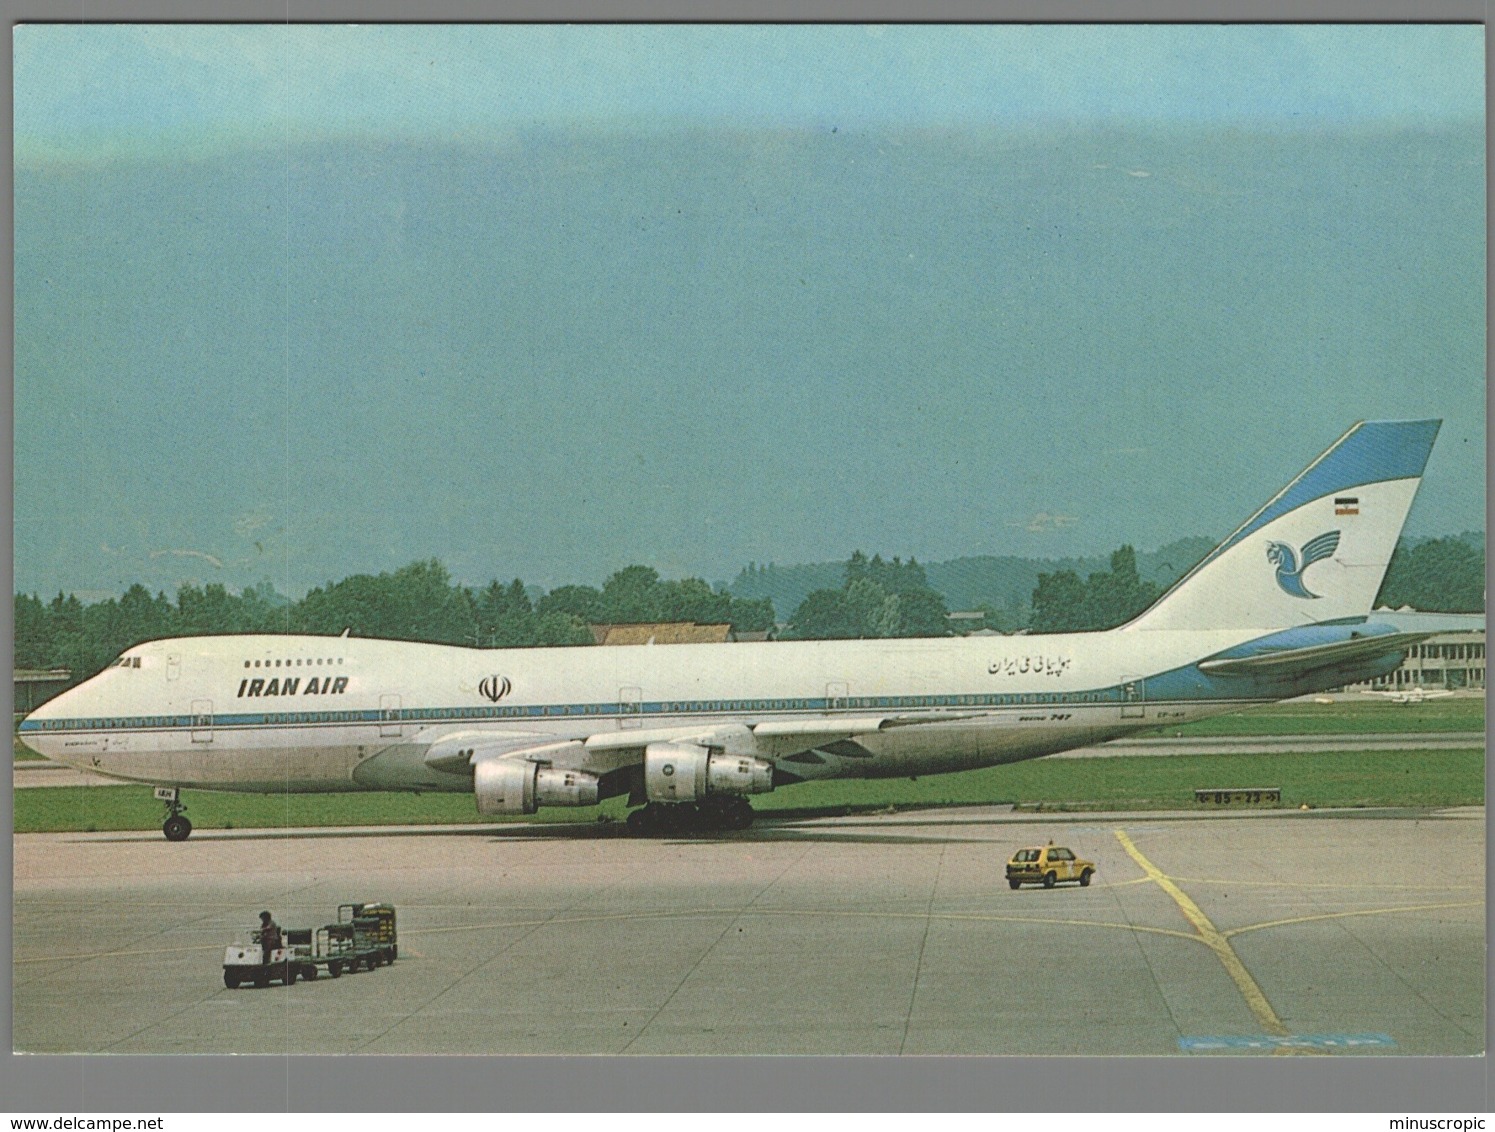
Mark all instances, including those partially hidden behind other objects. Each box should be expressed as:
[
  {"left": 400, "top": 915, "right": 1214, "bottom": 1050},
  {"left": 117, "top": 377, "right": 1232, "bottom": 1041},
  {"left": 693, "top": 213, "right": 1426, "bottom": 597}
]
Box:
[{"left": 1198, "top": 631, "right": 1429, "bottom": 676}]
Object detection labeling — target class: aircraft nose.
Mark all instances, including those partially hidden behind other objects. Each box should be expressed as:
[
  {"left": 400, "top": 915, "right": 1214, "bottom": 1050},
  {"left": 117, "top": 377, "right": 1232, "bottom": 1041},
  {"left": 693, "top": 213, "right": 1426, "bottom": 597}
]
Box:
[
  {"left": 16, "top": 708, "right": 58, "bottom": 758},
  {"left": 17, "top": 679, "right": 90, "bottom": 759}
]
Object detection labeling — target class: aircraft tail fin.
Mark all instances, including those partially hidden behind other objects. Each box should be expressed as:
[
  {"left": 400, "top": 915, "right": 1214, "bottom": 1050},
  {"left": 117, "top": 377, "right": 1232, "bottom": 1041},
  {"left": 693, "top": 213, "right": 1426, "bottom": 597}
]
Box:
[{"left": 1124, "top": 419, "right": 1441, "bottom": 632}]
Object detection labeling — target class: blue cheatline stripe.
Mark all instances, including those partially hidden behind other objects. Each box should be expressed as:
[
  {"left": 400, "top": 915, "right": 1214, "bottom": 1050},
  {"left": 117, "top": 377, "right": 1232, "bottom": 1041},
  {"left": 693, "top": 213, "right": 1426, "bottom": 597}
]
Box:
[
  {"left": 1161, "top": 418, "right": 1441, "bottom": 590},
  {"left": 1179, "top": 1033, "right": 1395, "bottom": 1051}
]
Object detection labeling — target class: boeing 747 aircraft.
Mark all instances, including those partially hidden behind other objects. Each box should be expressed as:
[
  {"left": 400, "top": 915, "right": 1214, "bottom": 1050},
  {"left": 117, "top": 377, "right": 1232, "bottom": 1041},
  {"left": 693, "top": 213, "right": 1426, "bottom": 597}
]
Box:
[{"left": 20, "top": 419, "right": 1443, "bottom": 839}]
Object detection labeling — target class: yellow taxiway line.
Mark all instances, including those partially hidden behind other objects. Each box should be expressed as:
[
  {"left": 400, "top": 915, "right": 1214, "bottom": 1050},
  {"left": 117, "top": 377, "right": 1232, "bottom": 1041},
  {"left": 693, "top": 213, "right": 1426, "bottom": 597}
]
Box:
[
  {"left": 1224, "top": 900, "right": 1482, "bottom": 940},
  {"left": 1115, "top": 828, "right": 1289, "bottom": 1038}
]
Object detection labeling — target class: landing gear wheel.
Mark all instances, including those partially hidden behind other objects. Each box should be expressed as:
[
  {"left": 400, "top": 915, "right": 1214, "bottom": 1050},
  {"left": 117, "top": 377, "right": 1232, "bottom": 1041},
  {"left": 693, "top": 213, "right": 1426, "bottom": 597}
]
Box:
[
  {"left": 1079, "top": 869, "right": 1093, "bottom": 887},
  {"left": 661, "top": 803, "right": 696, "bottom": 834},
  {"left": 1042, "top": 871, "right": 1056, "bottom": 889},
  {"left": 694, "top": 796, "right": 727, "bottom": 832},
  {"left": 224, "top": 969, "right": 241, "bottom": 989},
  {"left": 627, "top": 802, "right": 677, "bottom": 836},
  {"left": 695, "top": 795, "right": 755, "bottom": 832},
  {"left": 158, "top": 789, "right": 191, "bottom": 840},
  {"left": 726, "top": 796, "right": 754, "bottom": 830},
  {"left": 1008, "top": 879, "right": 1021, "bottom": 890}
]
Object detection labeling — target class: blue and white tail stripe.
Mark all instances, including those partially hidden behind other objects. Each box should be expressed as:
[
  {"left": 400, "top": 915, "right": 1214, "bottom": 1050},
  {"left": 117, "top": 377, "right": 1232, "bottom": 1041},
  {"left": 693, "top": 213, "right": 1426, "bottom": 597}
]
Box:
[{"left": 1126, "top": 420, "right": 1439, "bottom": 632}]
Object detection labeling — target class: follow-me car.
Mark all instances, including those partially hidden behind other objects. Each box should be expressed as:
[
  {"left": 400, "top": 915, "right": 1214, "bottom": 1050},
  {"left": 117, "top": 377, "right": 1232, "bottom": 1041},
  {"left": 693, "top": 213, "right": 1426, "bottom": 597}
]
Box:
[
  {"left": 1006, "top": 844, "right": 1095, "bottom": 889},
  {"left": 20, "top": 420, "right": 1442, "bottom": 839}
]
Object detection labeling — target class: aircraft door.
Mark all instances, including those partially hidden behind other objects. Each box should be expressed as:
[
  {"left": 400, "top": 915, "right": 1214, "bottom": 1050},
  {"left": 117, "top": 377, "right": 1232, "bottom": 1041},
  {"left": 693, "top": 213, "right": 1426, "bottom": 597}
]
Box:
[
  {"left": 379, "top": 693, "right": 403, "bottom": 737},
  {"left": 619, "top": 686, "right": 642, "bottom": 729},
  {"left": 190, "top": 699, "right": 213, "bottom": 743},
  {"left": 1120, "top": 676, "right": 1146, "bottom": 719}
]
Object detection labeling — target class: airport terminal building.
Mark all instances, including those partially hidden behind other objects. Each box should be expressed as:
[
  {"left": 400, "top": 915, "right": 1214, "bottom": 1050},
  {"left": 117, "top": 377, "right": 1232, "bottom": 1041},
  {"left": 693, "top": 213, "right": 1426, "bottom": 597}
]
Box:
[{"left": 1346, "top": 613, "right": 1485, "bottom": 692}]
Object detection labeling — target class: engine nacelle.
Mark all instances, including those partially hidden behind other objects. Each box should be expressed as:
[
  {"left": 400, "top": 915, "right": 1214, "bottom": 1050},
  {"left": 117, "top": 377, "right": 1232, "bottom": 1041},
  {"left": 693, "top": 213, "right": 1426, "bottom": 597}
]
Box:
[
  {"left": 644, "top": 742, "right": 773, "bottom": 803},
  {"left": 536, "top": 766, "right": 600, "bottom": 808},
  {"left": 474, "top": 759, "right": 599, "bottom": 815},
  {"left": 707, "top": 753, "right": 775, "bottom": 795}
]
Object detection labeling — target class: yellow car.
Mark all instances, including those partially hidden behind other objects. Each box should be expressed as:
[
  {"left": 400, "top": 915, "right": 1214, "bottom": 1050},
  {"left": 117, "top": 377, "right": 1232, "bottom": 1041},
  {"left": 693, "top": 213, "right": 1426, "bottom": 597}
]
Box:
[{"left": 1006, "top": 844, "right": 1095, "bottom": 890}]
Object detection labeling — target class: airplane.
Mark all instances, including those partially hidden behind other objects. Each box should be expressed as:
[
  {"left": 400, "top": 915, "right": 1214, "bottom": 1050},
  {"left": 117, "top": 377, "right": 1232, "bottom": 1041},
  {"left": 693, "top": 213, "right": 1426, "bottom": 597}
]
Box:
[
  {"left": 19, "top": 419, "right": 1444, "bottom": 841},
  {"left": 1359, "top": 685, "right": 1456, "bottom": 705}
]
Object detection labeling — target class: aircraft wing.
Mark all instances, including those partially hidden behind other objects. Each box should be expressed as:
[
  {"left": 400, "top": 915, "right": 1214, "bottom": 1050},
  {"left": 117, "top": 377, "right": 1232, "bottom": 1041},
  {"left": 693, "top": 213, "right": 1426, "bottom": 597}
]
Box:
[
  {"left": 1197, "top": 631, "right": 1429, "bottom": 678},
  {"left": 422, "top": 712, "right": 986, "bottom": 774}
]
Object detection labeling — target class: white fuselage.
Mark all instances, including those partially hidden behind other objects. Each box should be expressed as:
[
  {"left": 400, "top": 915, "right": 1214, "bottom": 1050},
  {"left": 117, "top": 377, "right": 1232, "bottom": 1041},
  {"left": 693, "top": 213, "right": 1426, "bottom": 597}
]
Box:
[{"left": 21, "top": 626, "right": 1280, "bottom": 795}]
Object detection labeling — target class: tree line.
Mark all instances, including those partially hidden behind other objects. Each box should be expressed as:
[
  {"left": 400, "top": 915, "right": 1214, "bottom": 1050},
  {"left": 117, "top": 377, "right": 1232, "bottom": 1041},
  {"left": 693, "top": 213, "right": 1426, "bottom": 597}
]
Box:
[
  {"left": 15, "top": 560, "right": 775, "bottom": 685},
  {"left": 14, "top": 535, "right": 1482, "bottom": 686},
  {"left": 1023, "top": 534, "right": 1485, "bottom": 632},
  {"left": 1378, "top": 535, "right": 1485, "bottom": 613},
  {"left": 781, "top": 552, "right": 952, "bottom": 639}
]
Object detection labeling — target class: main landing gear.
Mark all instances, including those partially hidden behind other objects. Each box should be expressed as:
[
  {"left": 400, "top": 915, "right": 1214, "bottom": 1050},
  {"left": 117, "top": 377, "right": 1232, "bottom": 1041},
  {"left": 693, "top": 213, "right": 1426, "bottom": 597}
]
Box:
[
  {"left": 155, "top": 786, "right": 192, "bottom": 841},
  {"left": 625, "top": 795, "right": 754, "bottom": 836}
]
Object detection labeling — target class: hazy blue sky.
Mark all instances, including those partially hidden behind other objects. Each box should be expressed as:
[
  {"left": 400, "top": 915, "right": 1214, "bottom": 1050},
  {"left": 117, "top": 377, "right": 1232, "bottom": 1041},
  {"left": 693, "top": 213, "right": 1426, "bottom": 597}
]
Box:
[{"left": 13, "top": 24, "right": 1485, "bottom": 601}]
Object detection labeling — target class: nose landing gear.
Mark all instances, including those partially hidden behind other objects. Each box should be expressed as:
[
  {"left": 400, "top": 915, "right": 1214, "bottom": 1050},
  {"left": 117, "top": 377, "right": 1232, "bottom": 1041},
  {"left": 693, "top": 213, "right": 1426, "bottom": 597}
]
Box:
[{"left": 155, "top": 786, "right": 192, "bottom": 841}]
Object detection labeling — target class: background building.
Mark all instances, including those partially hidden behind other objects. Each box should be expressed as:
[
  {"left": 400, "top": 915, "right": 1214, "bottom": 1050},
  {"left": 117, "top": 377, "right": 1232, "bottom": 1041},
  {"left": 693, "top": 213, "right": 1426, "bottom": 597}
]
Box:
[
  {"left": 14, "top": 668, "right": 72, "bottom": 717},
  {"left": 1343, "top": 612, "right": 1485, "bottom": 692}
]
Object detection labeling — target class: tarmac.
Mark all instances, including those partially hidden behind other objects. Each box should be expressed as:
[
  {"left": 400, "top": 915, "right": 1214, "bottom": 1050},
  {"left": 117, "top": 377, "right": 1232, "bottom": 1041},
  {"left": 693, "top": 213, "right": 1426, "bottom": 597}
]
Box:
[{"left": 12, "top": 804, "right": 1484, "bottom": 1056}]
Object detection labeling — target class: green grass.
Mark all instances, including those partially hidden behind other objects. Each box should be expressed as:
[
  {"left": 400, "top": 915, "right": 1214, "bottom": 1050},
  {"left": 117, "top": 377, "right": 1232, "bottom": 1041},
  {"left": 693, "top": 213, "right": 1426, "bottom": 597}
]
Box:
[
  {"left": 14, "top": 733, "right": 46, "bottom": 760},
  {"left": 13, "top": 748, "right": 1482, "bottom": 833},
  {"left": 12, "top": 786, "right": 567, "bottom": 835},
  {"left": 754, "top": 749, "right": 1483, "bottom": 815},
  {"left": 1137, "top": 696, "right": 1484, "bottom": 737}
]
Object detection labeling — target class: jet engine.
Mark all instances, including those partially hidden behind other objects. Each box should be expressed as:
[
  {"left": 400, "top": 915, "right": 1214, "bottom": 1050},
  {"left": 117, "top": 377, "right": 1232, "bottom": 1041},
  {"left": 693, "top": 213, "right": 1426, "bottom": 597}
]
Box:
[
  {"left": 474, "top": 759, "right": 600, "bottom": 815},
  {"left": 643, "top": 742, "right": 773, "bottom": 803}
]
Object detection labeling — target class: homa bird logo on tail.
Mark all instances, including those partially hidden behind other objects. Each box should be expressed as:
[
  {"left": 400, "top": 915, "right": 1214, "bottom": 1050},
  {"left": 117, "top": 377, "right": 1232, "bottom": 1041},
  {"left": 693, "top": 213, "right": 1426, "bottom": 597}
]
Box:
[{"left": 1266, "top": 531, "right": 1341, "bottom": 598}]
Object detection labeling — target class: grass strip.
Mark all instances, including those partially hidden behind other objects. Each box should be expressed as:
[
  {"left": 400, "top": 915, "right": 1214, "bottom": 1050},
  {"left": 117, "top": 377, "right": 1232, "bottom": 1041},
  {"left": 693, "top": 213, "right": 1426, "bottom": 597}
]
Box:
[
  {"left": 1137, "top": 697, "right": 1483, "bottom": 737},
  {"left": 13, "top": 748, "right": 1482, "bottom": 833}
]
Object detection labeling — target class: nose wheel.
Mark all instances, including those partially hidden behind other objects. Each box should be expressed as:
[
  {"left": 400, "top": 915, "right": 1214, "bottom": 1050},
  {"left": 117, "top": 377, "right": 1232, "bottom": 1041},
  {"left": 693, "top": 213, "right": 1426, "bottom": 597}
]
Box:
[{"left": 156, "top": 786, "right": 192, "bottom": 841}]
